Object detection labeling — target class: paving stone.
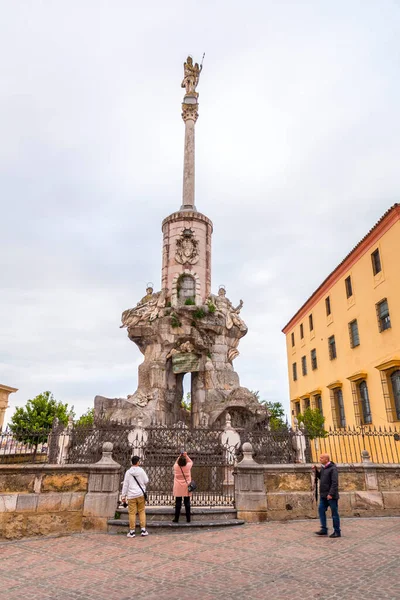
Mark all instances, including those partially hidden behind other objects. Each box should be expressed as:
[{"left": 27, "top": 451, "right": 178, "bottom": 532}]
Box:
[{"left": 0, "top": 517, "right": 399, "bottom": 599}]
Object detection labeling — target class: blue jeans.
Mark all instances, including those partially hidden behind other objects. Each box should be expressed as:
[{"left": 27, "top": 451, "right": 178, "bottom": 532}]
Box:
[{"left": 318, "top": 498, "right": 341, "bottom": 534}]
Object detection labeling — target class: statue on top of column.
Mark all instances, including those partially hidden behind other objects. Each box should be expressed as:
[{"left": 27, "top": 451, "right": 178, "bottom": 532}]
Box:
[{"left": 181, "top": 55, "right": 202, "bottom": 96}]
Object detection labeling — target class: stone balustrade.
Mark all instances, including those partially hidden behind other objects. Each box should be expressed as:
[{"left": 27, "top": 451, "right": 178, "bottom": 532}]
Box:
[{"left": 0, "top": 442, "right": 121, "bottom": 539}]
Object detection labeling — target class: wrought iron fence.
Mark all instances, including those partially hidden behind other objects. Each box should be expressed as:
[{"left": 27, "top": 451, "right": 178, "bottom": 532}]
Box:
[
  {"left": 1, "top": 422, "right": 399, "bottom": 470},
  {"left": 0, "top": 427, "right": 52, "bottom": 464},
  {"left": 66, "top": 421, "right": 238, "bottom": 507}
]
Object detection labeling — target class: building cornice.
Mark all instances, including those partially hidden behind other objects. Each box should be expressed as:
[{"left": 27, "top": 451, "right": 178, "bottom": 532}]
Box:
[
  {"left": 0, "top": 384, "right": 18, "bottom": 393},
  {"left": 282, "top": 204, "right": 400, "bottom": 334}
]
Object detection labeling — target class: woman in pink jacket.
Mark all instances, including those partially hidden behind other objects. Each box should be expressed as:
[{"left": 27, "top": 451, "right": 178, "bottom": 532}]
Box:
[{"left": 172, "top": 451, "right": 193, "bottom": 523}]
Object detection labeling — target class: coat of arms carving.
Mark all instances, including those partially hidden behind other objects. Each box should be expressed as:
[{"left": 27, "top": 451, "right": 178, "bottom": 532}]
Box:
[{"left": 175, "top": 228, "right": 199, "bottom": 265}]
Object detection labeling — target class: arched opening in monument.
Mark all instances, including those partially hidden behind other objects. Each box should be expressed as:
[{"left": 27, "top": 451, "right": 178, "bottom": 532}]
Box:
[{"left": 178, "top": 274, "right": 195, "bottom": 305}]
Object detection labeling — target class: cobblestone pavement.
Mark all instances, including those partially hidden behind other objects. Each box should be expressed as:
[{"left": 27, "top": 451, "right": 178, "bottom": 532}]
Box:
[{"left": 0, "top": 518, "right": 400, "bottom": 600}]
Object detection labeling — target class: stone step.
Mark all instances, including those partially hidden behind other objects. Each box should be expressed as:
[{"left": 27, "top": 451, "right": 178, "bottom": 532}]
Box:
[
  {"left": 116, "top": 506, "right": 237, "bottom": 522},
  {"left": 107, "top": 518, "right": 245, "bottom": 533}
]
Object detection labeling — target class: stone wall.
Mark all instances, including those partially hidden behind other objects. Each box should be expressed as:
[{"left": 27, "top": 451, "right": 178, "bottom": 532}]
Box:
[
  {"left": 0, "top": 443, "right": 121, "bottom": 539},
  {"left": 235, "top": 443, "right": 400, "bottom": 522}
]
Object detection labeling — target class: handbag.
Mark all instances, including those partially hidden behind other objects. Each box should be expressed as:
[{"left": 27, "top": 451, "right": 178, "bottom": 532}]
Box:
[
  {"left": 132, "top": 474, "right": 148, "bottom": 502},
  {"left": 179, "top": 465, "right": 197, "bottom": 493}
]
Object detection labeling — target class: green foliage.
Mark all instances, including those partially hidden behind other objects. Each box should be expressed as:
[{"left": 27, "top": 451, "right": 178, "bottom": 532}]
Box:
[
  {"left": 10, "top": 391, "right": 73, "bottom": 448},
  {"left": 170, "top": 313, "right": 182, "bottom": 328},
  {"left": 181, "top": 392, "right": 191, "bottom": 411},
  {"left": 263, "top": 401, "right": 287, "bottom": 431},
  {"left": 184, "top": 297, "right": 195, "bottom": 305},
  {"left": 192, "top": 308, "right": 206, "bottom": 320},
  {"left": 297, "top": 408, "right": 328, "bottom": 439},
  {"left": 166, "top": 301, "right": 172, "bottom": 307},
  {"left": 252, "top": 392, "right": 287, "bottom": 431},
  {"left": 207, "top": 300, "right": 216, "bottom": 313},
  {"left": 75, "top": 407, "right": 95, "bottom": 427}
]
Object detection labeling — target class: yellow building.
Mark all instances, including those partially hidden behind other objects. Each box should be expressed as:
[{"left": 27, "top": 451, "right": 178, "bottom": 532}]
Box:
[{"left": 282, "top": 204, "right": 400, "bottom": 434}]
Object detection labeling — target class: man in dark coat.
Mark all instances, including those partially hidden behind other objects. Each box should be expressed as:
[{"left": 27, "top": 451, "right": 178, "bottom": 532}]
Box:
[{"left": 313, "top": 453, "right": 341, "bottom": 538}]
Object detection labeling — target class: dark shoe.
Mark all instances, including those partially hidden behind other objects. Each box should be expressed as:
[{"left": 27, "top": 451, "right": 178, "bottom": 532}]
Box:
[
  {"left": 315, "top": 530, "right": 328, "bottom": 536},
  {"left": 172, "top": 518, "right": 179, "bottom": 523},
  {"left": 186, "top": 518, "right": 191, "bottom": 523},
  {"left": 329, "top": 532, "right": 341, "bottom": 538}
]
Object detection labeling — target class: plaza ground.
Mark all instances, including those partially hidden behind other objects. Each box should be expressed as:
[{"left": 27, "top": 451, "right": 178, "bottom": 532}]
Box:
[{"left": 0, "top": 517, "right": 399, "bottom": 600}]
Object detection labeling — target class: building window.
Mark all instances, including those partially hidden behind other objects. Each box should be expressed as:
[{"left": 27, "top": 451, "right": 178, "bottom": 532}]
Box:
[
  {"left": 358, "top": 381, "right": 372, "bottom": 425},
  {"left": 371, "top": 248, "right": 382, "bottom": 275},
  {"left": 309, "top": 314, "right": 314, "bottom": 332},
  {"left": 349, "top": 319, "right": 360, "bottom": 348},
  {"left": 328, "top": 335, "right": 337, "bottom": 360},
  {"left": 303, "top": 397, "right": 310, "bottom": 411},
  {"left": 300, "top": 323, "right": 304, "bottom": 339},
  {"left": 293, "top": 401, "right": 301, "bottom": 416},
  {"left": 315, "top": 394, "right": 323, "bottom": 415},
  {"left": 301, "top": 356, "right": 307, "bottom": 376},
  {"left": 311, "top": 348, "right": 317, "bottom": 370},
  {"left": 376, "top": 299, "right": 391, "bottom": 332},
  {"left": 345, "top": 275, "right": 353, "bottom": 298},
  {"left": 325, "top": 296, "right": 331, "bottom": 316},
  {"left": 333, "top": 388, "right": 346, "bottom": 428},
  {"left": 291, "top": 332, "right": 295, "bottom": 347},
  {"left": 292, "top": 363, "right": 297, "bottom": 381},
  {"left": 390, "top": 370, "right": 400, "bottom": 421}
]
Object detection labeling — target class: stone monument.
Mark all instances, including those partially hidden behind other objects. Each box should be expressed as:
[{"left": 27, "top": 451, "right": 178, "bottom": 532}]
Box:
[{"left": 95, "top": 56, "right": 266, "bottom": 427}]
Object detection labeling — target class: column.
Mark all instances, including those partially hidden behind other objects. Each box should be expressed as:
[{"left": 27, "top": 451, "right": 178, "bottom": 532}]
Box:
[{"left": 181, "top": 98, "right": 198, "bottom": 211}]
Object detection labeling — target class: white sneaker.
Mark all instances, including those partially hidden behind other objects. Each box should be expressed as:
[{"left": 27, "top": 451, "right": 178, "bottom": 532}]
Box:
[
  {"left": 141, "top": 529, "right": 149, "bottom": 536},
  {"left": 127, "top": 530, "right": 135, "bottom": 538}
]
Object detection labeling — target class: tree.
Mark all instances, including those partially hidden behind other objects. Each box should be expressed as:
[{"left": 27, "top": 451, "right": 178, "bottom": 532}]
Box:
[
  {"left": 297, "top": 407, "right": 327, "bottom": 439},
  {"left": 262, "top": 401, "right": 287, "bottom": 431},
  {"left": 251, "top": 391, "right": 288, "bottom": 430},
  {"left": 181, "top": 392, "right": 191, "bottom": 411},
  {"left": 75, "top": 407, "right": 95, "bottom": 427},
  {"left": 10, "top": 391, "right": 73, "bottom": 455}
]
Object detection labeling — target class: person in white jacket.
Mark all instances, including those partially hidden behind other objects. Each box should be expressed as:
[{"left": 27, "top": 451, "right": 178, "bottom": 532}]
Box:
[{"left": 121, "top": 455, "right": 149, "bottom": 538}]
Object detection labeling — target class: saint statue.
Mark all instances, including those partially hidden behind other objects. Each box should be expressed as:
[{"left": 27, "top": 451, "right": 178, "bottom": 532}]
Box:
[{"left": 181, "top": 56, "right": 202, "bottom": 96}]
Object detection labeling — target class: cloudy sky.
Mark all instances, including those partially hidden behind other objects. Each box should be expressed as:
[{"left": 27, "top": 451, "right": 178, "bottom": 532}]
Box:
[{"left": 1, "top": 1, "right": 400, "bottom": 422}]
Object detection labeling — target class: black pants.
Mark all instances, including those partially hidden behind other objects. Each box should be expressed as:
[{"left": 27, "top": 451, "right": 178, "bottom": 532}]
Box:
[{"left": 174, "top": 496, "right": 191, "bottom": 522}]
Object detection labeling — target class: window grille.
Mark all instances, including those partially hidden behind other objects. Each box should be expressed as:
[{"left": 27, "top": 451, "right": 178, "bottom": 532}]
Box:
[
  {"left": 345, "top": 275, "right": 353, "bottom": 298},
  {"left": 390, "top": 370, "right": 400, "bottom": 421},
  {"left": 376, "top": 299, "right": 391, "bottom": 332},
  {"left": 348, "top": 319, "right": 360, "bottom": 348},
  {"left": 309, "top": 314, "right": 314, "bottom": 331},
  {"left": 311, "top": 348, "right": 317, "bottom": 370},
  {"left": 359, "top": 381, "right": 372, "bottom": 424},
  {"left": 301, "top": 356, "right": 307, "bottom": 376},
  {"left": 371, "top": 248, "right": 382, "bottom": 275},
  {"left": 303, "top": 397, "right": 310, "bottom": 411},
  {"left": 300, "top": 323, "right": 304, "bottom": 339},
  {"left": 325, "top": 296, "right": 331, "bottom": 316},
  {"left": 315, "top": 394, "right": 323, "bottom": 415},
  {"left": 291, "top": 332, "right": 295, "bottom": 347},
  {"left": 292, "top": 362, "right": 297, "bottom": 381},
  {"left": 334, "top": 388, "right": 346, "bottom": 428},
  {"left": 379, "top": 370, "right": 396, "bottom": 422},
  {"left": 328, "top": 335, "right": 337, "bottom": 360}
]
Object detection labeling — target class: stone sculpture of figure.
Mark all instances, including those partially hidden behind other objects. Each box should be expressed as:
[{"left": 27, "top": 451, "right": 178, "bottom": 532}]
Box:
[
  {"left": 210, "top": 287, "right": 248, "bottom": 333},
  {"left": 181, "top": 56, "right": 202, "bottom": 96},
  {"left": 121, "top": 286, "right": 167, "bottom": 329}
]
